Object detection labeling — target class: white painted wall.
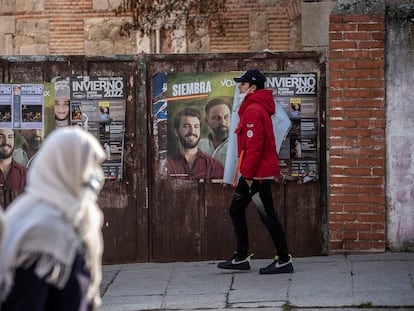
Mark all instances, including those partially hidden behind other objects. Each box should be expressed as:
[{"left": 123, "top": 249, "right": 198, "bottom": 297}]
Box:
[{"left": 385, "top": 4, "right": 414, "bottom": 251}]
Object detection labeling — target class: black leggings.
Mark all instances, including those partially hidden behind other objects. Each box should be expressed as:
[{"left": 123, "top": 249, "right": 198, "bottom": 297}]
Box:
[{"left": 229, "top": 176, "right": 289, "bottom": 260}]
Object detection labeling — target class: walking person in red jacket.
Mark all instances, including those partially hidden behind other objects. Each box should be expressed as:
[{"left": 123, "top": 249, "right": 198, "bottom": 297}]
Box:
[{"left": 217, "top": 69, "right": 293, "bottom": 274}]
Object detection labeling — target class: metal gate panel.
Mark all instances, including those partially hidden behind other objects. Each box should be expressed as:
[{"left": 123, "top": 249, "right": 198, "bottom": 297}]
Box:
[
  {"left": 1, "top": 52, "right": 326, "bottom": 264},
  {"left": 0, "top": 56, "right": 148, "bottom": 264},
  {"left": 147, "top": 52, "right": 327, "bottom": 262}
]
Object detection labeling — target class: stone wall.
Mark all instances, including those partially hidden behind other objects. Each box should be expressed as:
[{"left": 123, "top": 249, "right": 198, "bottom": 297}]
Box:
[
  {"left": 0, "top": 0, "right": 308, "bottom": 55},
  {"left": 84, "top": 17, "right": 136, "bottom": 55}
]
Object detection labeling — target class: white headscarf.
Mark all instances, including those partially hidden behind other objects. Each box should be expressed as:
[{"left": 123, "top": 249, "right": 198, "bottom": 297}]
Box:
[{"left": 0, "top": 126, "right": 106, "bottom": 309}]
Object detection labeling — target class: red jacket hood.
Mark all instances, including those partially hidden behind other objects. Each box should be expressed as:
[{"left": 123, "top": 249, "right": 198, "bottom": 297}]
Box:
[{"left": 239, "top": 89, "right": 275, "bottom": 116}]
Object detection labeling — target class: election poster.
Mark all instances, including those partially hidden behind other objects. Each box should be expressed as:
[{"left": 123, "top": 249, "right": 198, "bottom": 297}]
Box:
[
  {"left": 0, "top": 83, "right": 46, "bottom": 190},
  {"left": 0, "top": 84, "right": 45, "bottom": 130},
  {"left": 70, "top": 76, "right": 126, "bottom": 181},
  {"left": 269, "top": 72, "right": 319, "bottom": 181},
  {"left": 0, "top": 76, "right": 127, "bottom": 190},
  {"left": 223, "top": 72, "right": 319, "bottom": 185},
  {"left": 165, "top": 72, "right": 236, "bottom": 180}
]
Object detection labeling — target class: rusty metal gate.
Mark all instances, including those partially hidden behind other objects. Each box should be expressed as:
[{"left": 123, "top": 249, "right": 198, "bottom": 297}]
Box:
[
  {"left": 0, "top": 55, "right": 148, "bottom": 263},
  {"left": 0, "top": 52, "right": 327, "bottom": 264},
  {"left": 145, "top": 52, "right": 328, "bottom": 262}
]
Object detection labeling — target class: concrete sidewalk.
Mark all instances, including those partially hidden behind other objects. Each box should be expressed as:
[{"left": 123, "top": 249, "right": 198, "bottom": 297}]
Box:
[{"left": 99, "top": 252, "right": 414, "bottom": 311}]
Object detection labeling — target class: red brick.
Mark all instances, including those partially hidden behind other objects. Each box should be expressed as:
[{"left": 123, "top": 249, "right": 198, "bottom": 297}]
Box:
[
  {"left": 330, "top": 60, "right": 356, "bottom": 69},
  {"left": 371, "top": 14, "right": 385, "bottom": 22},
  {"left": 343, "top": 203, "right": 372, "bottom": 213},
  {"left": 342, "top": 129, "right": 371, "bottom": 137},
  {"left": 342, "top": 14, "right": 371, "bottom": 23},
  {"left": 330, "top": 157, "right": 357, "bottom": 166},
  {"left": 330, "top": 241, "right": 344, "bottom": 250},
  {"left": 359, "top": 232, "right": 385, "bottom": 241},
  {"left": 343, "top": 231, "right": 358, "bottom": 240},
  {"left": 329, "top": 167, "right": 343, "bottom": 175},
  {"left": 330, "top": 80, "right": 357, "bottom": 88},
  {"left": 329, "top": 32, "right": 343, "bottom": 41},
  {"left": 359, "top": 41, "right": 384, "bottom": 49},
  {"left": 329, "top": 213, "right": 358, "bottom": 222},
  {"left": 328, "top": 89, "right": 343, "bottom": 99},
  {"left": 343, "top": 32, "right": 369, "bottom": 40},
  {"left": 357, "top": 158, "right": 385, "bottom": 167},
  {"left": 343, "top": 167, "right": 371, "bottom": 176},
  {"left": 356, "top": 59, "right": 384, "bottom": 69},
  {"left": 371, "top": 186, "right": 385, "bottom": 195},
  {"left": 357, "top": 119, "right": 385, "bottom": 128},
  {"left": 329, "top": 99, "right": 357, "bottom": 108},
  {"left": 329, "top": 176, "right": 358, "bottom": 185},
  {"left": 330, "top": 41, "right": 357, "bottom": 50},
  {"left": 357, "top": 213, "right": 385, "bottom": 223},
  {"left": 330, "top": 187, "right": 344, "bottom": 195},
  {"left": 358, "top": 23, "right": 385, "bottom": 31},
  {"left": 358, "top": 138, "right": 385, "bottom": 147},
  {"left": 358, "top": 99, "right": 384, "bottom": 108},
  {"left": 372, "top": 32, "right": 385, "bottom": 41},
  {"left": 342, "top": 186, "right": 372, "bottom": 195},
  {"left": 328, "top": 110, "right": 343, "bottom": 118},
  {"left": 331, "top": 195, "right": 359, "bottom": 204},
  {"left": 329, "top": 18, "right": 357, "bottom": 29},
  {"left": 343, "top": 89, "right": 372, "bottom": 98},
  {"left": 343, "top": 50, "right": 371, "bottom": 59},
  {"left": 372, "top": 167, "right": 385, "bottom": 176},
  {"left": 330, "top": 137, "right": 357, "bottom": 146},
  {"left": 372, "top": 223, "right": 386, "bottom": 231},
  {"left": 344, "top": 241, "right": 372, "bottom": 250},
  {"left": 329, "top": 119, "right": 357, "bottom": 128},
  {"left": 372, "top": 241, "right": 386, "bottom": 250},
  {"left": 370, "top": 50, "right": 385, "bottom": 58},
  {"left": 329, "top": 69, "right": 343, "bottom": 79},
  {"left": 357, "top": 195, "right": 385, "bottom": 204},
  {"left": 371, "top": 128, "right": 385, "bottom": 137},
  {"left": 371, "top": 89, "right": 385, "bottom": 98},
  {"left": 328, "top": 148, "right": 344, "bottom": 157},
  {"left": 327, "top": 129, "right": 341, "bottom": 139},
  {"left": 342, "top": 147, "right": 372, "bottom": 157},
  {"left": 356, "top": 79, "right": 384, "bottom": 88},
  {"left": 343, "top": 109, "right": 372, "bottom": 118},
  {"left": 343, "top": 69, "right": 372, "bottom": 79}
]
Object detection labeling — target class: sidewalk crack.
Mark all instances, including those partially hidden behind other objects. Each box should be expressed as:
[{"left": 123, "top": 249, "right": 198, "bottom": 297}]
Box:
[{"left": 160, "top": 266, "right": 175, "bottom": 309}]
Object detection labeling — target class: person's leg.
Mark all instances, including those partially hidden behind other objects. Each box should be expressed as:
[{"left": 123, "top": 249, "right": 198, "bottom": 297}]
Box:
[
  {"left": 252, "top": 180, "right": 289, "bottom": 261},
  {"left": 250, "top": 180, "right": 293, "bottom": 274},
  {"left": 217, "top": 177, "right": 252, "bottom": 270},
  {"left": 229, "top": 177, "right": 253, "bottom": 258}
]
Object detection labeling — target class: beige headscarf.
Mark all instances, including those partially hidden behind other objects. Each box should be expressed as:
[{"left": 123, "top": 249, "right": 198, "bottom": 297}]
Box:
[{"left": 0, "top": 126, "right": 106, "bottom": 309}]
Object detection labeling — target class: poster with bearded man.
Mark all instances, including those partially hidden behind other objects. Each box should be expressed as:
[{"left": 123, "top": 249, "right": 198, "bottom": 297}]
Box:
[{"left": 166, "top": 72, "right": 236, "bottom": 180}]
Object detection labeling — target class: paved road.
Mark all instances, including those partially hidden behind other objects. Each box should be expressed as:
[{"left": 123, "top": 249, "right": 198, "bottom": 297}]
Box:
[{"left": 99, "top": 252, "right": 414, "bottom": 310}]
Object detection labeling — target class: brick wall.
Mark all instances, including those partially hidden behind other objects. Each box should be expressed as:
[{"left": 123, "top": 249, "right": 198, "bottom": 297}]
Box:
[
  {"left": 328, "top": 9, "right": 386, "bottom": 254},
  {"left": 0, "top": 0, "right": 302, "bottom": 55},
  {"left": 210, "top": 0, "right": 302, "bottom": 52}
]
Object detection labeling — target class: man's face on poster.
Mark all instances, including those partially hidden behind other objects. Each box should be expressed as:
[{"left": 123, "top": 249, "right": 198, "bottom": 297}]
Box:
[
  {"left": 0, "top": 129, "right": 14, "bottom": 159},
  {"left": 176, "top": 115, "right": 201, "bottom": 149},
  {"left": 206, "top": 104, "right": 230, "bottom": 141},
  {"left": 22, "top": 129, "right": 44, "bottom": 150}
]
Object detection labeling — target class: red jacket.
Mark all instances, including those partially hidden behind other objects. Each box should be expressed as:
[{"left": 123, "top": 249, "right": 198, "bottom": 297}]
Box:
[{"left": 235, "top": 89, "right": 280, "bottom": 179}]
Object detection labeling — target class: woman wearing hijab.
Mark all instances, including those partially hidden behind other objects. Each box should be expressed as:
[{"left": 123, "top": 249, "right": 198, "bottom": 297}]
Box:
[{"left": 0, "top": 126, "right": 106, "bottom": 311}]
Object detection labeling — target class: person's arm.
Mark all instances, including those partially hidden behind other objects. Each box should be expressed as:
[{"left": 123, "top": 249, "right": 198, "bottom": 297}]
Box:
[{"left": 240, "top": 108, "right": 265, "bottom": 179}]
